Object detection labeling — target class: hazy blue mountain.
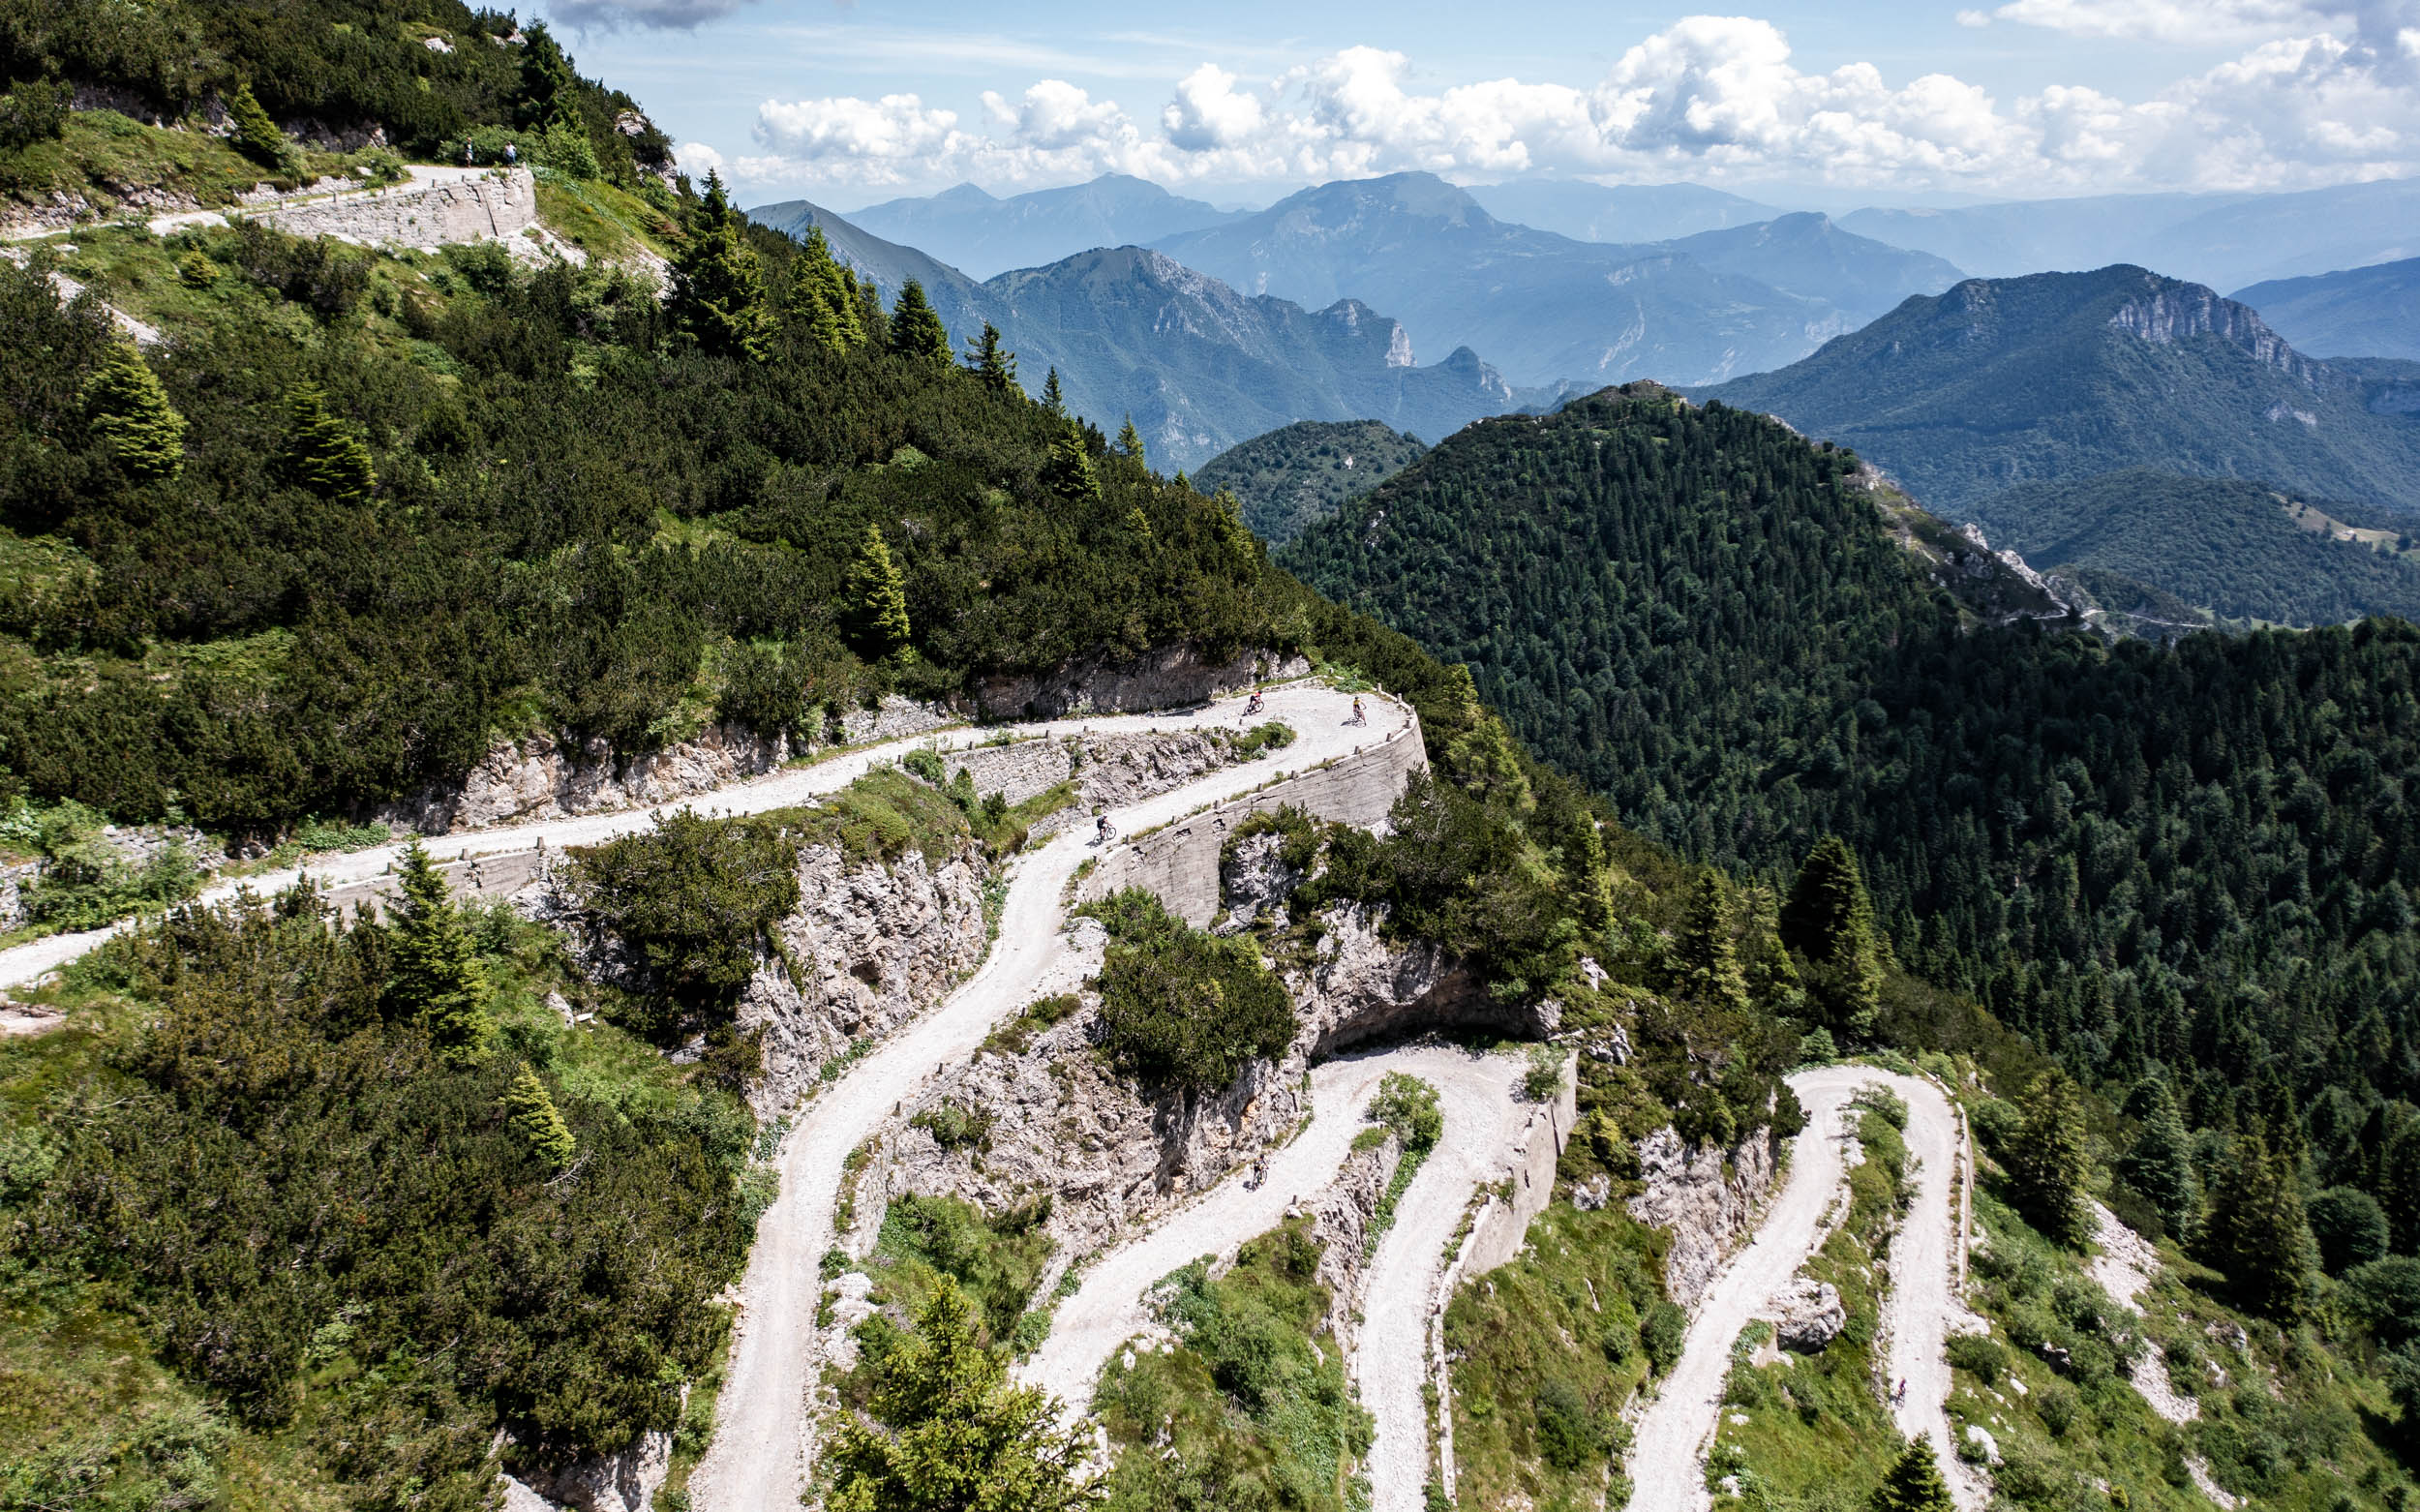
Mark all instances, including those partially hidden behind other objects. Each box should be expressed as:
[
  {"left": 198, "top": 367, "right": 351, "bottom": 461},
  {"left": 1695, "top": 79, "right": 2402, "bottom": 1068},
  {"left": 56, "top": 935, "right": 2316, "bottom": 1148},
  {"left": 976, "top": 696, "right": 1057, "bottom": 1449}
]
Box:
[
  {"left": 1699, "top": 265, "right": 2420, "bottom": 516},
  {"left": 748, "top": 198, "right": 1528, "bottom": 469},
  {"left": 1193, "top": 419, "right": 1429, "bottom": 544},
  {"left": 2235, "top": 256, "right": 2420, "bottom": 361},
  {"left": 1150, "top": 172, "right": 1931, "bottom": 387},
  {"left": 1464, "top": 178, "right": 1778, "bottom": 242},
  {"left": 1840, "top": 178, "right": 2420, "bottom": 290},
  {"left": 841, "top": 174, "right": 1246, "bottom": 279},
  {"left": 1661, "top": 213, "right": 1962, "bottom": 319}
]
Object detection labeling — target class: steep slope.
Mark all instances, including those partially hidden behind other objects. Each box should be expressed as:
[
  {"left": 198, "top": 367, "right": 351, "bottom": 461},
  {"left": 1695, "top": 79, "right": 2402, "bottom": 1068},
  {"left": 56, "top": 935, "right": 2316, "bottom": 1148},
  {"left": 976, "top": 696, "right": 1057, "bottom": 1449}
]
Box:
[
  {"left": 1192, "top": 418, "right": 1428, "bottom": 543},
  {"left": 1841, "top": 178, "right": 2420, "bottom": 289},
  {"left": 750, "top": 199, "right": 1524, "bottom": 469},
  {"left": 1970, "top": 469, "right": 2420, "bottom": 626},
  {"left": 1151, "top": 172, "right": 1870, "bottom": 388},
  {"left": 1466, "top": 178, "right": 1779, "bottom": 242},
  {"left": 842, "top": 173, "right": 1246, "bottom": 279},
  {"left": 2235, "top": 255, "right": 2420, "bottom": 361},
  {"left": 1699, "top": 265, "right": 2420, "bottom": 515}
]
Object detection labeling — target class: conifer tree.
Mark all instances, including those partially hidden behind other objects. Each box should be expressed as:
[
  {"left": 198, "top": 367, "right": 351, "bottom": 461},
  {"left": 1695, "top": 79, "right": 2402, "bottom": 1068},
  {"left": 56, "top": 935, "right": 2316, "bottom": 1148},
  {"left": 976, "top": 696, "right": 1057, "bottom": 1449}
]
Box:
[
  {"left": 1043, "top": 419, "right": 1100, "bottom": 502},
  {"left": 670, "top": 171, "right": 772, "bottom": 361},
  {"left": 274, "top": 384, "right": 377, "bottom": 503},
  {"left": 2007, "top": 1070, "right": 2094, "bottom": 1245},
  {"left": 227, "top": 81, "right": 290, "bottom": 169},
  {"left": 1739, "top": 884, "right": 1803, "bottom": 1013},
  {"left": 2122, "top": 1074, "right": 2201, "bottom": 1241},
  {"left": 1115, "top": 414, "right": 1144, "bottom": 464},
  {"left": 1869, "top": 1441, "right": 1954, "bottom": 1512},
  {"left": 1780, "top": 834, "right": 1883, "bottom": 1040},
  {"left": 963, "top": 322, "right": 1016, "bottom": 391},
  {"left": 826, "top": 1278, "right": 1098, "bottom": 1512},
  {"left": 2202, "top": 1130, "right": 2320, "bottom": 1319},
  {"left": 502, "top": 1064, "right": 576, "bottom": 1171},
  {"left": 888, "top": 279, "right": 952, "bottom": 365},
  {"left": 384, "top": 841, "right": 492, "bottom": 1064},
  {"left": 1673, "top": 869, "right": 1749, "bottom": 1013},
  {"left": 786, "top": 227, "right": 865, "bottom": 351},
  {"left": 82, "top": 343, "right": 186, "bottom": 480},
  {"left": 841, "top": 523, "right": 912, "bottom": 661},
  {"left": 1041, "top": 366, "right": 1065, "bottom": 416}
]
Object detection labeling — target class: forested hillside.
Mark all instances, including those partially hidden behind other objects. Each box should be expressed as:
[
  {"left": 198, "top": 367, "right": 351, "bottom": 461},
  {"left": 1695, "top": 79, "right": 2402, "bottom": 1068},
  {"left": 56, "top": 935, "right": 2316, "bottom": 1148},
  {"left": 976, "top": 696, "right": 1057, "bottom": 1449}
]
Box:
[
  {"left": 1286, "top": 384, "right": 2420, "bottom": 1247},
  {"left": 1194, "top": 418, "right": 1427, "bottom": 543},
  {"left": 1970, "top": 469, "right": 2420, "bottom": 626}
]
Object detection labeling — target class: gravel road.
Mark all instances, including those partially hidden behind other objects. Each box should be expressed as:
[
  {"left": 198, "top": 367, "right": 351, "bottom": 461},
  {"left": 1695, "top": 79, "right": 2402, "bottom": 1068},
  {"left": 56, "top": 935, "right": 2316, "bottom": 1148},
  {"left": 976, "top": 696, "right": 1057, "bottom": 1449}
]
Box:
[
  {"left": 1623, "top": 1067, "right": 1873, "bottom": 1512},
  {"left": 687, "top": 683, "right": 1407, "bottom": 1512},
  {"left": 0, "top": 684, "right": 1366, "bottom": 994},
  {"left": 1359, "top": 1047, "right": 1539, "bottom": 1511},
  {"left": 1867, "top": 1072, "right": 1989, "bottom": 1511}
]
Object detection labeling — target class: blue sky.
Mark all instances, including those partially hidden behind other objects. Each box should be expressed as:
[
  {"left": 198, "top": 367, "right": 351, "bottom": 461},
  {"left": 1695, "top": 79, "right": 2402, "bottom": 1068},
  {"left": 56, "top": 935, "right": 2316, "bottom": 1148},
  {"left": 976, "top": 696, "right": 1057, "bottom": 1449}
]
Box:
[{"left": 536, "top": 0, "right": 2420, "bottom": 206}]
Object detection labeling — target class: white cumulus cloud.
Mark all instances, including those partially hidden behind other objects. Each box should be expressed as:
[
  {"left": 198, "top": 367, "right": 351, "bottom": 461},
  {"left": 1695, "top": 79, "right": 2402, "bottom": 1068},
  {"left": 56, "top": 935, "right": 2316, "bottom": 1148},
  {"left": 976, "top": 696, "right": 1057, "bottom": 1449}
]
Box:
[{"left": 730, "top": 10, "right": 2420, "bottom": 196}]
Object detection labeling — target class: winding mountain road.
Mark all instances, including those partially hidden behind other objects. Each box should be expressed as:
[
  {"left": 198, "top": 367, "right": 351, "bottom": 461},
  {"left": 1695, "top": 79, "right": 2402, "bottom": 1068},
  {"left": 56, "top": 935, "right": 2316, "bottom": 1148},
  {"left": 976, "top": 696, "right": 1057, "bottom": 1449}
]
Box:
[
  {"left": 687, "top": 683, "right": 1414, "bottom": 1512},
  {"left": 1622, "top": 1066, "right": 1976, "bottom": 1512}
]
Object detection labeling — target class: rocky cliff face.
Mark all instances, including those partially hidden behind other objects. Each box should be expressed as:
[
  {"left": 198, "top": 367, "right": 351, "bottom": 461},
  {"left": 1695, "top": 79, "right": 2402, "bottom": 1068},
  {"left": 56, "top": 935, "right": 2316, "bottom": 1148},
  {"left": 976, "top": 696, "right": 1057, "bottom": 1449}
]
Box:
[
  {"left": 975, "top": 645, "right": 1306, "bottom": 720},
  {"left": 1627, "top": 1124, "right": 1780, "bottom": 1311},
  {"left": 2106, "top": 283, "right": 2331, "bottom": 388}
]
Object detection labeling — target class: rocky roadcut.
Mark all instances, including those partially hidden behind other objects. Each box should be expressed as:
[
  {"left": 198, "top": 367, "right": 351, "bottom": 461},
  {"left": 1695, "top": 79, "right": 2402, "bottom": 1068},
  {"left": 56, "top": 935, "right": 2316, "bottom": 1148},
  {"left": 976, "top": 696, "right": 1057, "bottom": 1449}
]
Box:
[{"left": 687, "top": 682, "right": 1421, "bottom": 1511}]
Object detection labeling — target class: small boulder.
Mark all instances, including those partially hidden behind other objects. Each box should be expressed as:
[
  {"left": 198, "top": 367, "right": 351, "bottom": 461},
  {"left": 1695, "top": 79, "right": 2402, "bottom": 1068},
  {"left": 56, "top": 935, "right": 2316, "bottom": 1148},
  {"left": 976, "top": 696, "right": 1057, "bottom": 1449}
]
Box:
[
  {"left": 1571, "top": 1173, "right": 1612, "bottom": 1212},
  {"left": 1772, "top": 1278, "right": 1846, "bottom": 1351}
]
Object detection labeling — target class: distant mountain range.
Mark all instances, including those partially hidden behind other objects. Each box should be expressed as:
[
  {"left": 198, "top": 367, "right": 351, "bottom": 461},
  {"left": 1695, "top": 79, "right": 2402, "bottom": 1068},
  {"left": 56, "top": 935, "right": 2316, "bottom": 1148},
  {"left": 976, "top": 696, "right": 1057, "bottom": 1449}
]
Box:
[
  {"left": 1837, "top": 179, "right": 2420, "bottom": 292},
  {"left": 1149, "top": 172, "right": 1962, "bottom": 387},
  {"left": 1193, "top": 419, "right": 1428, "bottom": 544},
  {"left": 1699, "top": 266, "right": 2420, "bottom": 518},
  {"left": 748, "top": 198, "right": 1536, "bottom": 469},
  {"left": 840, "top": 174, "right": 1243, "bottom": 280},
  {"left": 1462, "top": 179, "right": 1780, "bottom": 243},
  {"left": 2234, "top": 256, "right": 2420, "bottom": 362}
]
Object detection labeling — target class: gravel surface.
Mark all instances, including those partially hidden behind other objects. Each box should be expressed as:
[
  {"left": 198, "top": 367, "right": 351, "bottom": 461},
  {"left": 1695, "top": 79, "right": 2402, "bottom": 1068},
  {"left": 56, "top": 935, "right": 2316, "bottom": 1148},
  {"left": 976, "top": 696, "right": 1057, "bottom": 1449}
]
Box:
[
  {"left": 687, "top": 684, "right": 1407, "bottom": 1512},
  {"left": 1359, "top": 1048, "right": 1538, "bottom": 1512},
  {"left": 1623, "top": 1067, "right": 1875, "bottom": 1512},
  {"left": 1868, "top": 1072, "right": 1990, "bottom": 1512}
]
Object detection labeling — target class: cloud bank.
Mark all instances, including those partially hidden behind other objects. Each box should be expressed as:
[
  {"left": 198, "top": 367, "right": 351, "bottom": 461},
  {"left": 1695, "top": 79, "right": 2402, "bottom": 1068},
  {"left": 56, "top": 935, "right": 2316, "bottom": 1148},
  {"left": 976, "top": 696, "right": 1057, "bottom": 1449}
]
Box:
[{"left": 719, "top": 6, "right": 2420, "bottom": 196}]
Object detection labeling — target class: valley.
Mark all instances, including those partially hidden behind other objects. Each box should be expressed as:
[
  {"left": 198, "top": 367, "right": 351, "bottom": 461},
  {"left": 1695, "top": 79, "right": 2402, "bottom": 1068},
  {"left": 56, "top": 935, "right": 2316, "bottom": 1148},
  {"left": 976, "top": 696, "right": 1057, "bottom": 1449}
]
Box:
[{"left": 8, "top": 8, "right": 2420, "bottom": 1512}]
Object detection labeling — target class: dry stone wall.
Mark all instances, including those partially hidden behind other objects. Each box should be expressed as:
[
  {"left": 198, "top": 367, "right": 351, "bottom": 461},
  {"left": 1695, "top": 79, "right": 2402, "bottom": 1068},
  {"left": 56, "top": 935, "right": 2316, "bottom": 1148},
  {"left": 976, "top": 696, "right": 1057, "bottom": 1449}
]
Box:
[{"left": 255, "top": 166, "right": 538, "bottom": 252}]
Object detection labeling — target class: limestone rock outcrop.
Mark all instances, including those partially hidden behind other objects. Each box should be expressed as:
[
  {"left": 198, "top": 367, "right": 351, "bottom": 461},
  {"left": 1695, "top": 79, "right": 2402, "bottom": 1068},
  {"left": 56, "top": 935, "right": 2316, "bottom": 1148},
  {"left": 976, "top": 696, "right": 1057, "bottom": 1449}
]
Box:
[
  {"left": 1770, "top": 1277, "right": 1846, "bottom": 1351},
  {"left": 1627, "top": 1124, "right": 1780, "bottom": 1311}
]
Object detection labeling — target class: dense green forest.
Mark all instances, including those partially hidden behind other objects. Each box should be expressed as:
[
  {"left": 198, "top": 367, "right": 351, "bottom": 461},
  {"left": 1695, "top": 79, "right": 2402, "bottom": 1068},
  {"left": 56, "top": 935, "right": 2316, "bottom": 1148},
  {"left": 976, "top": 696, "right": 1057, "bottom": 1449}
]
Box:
[
  {"left": 1286, "top": 383, "right": 2420, "bottom": 1255},
  {"left": 1971, "top": 469, "right": 2420, "bottom": 626},
  {"left": 1193, "top": 418, "right": 1428, "bottom": 544}
]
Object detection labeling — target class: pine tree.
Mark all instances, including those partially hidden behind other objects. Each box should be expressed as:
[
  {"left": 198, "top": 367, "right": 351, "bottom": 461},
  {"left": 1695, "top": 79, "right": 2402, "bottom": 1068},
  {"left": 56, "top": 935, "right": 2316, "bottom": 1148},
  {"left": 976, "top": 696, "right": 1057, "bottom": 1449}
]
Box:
[
  {"left": 1868, "top": 1441, "right": 1954, "bottom": 1512},
  {"left": 1672, "top": 869, "right": 1749, "bottom": 1013},
  {"left": 274, "top": 385, "right": 377, "bottom": 503},
  {"left": 227, "top": 81, "right": 290, "bottom": 169},
  {"left": 826, "top": 1278, "right": 1099, "bottom": 1512},
  {"left": 963, "top": 322, "right": 1016, "bottom": 391},
  {"left": 786, "top": 227, "right": 865, "bottom": 351},
  {"left": 1780, "top": 834, "right": 1883, "bottom": 1041},
  {"left": 1739, "top": 884, "right": 1803, "bottom": 1013},
  {"left": 502, "top": 1064, "right": 576, "bottom": 1171},
  {"left": 888, "top": 280, "right": 952, "bottom": 365},
  {"left": 384, "top": 841, "right": 492, "bottom": 1064},
  {"left": 1041, "top": 366, "right": 1065, "bottom": 417},
  {"left": 1115, "top": 414, "right": 1145, "bottom": 465},
  {"left": 2202, "top": 1130, "right": 2320, "bottom": 1319},
  {"left": 82, "top": 343, "right": 186, "bottom": 480},
  {"left": 841, "top": 523, "right": 912, "bottom": 661},
  {"left": 670, "top": 171, "right": 772, "bottom": 361},
  {"left": 2007, "top": 1070, "right": 2094, "bottom": 1246},
  {"left": 1042, "top": 419, "right": 1100, "bottom": 502},
  {"left": 2122, "top": 1074, "right": 2201, "bottom": 1241}
]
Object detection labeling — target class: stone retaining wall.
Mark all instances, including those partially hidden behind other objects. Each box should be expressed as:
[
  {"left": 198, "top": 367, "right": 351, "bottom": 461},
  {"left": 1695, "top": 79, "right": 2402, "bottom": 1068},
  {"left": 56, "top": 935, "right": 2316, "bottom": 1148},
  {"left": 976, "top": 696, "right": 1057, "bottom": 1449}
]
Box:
[
  {"left": 256, "top": 166, "right": 536, "bottom": 251},
  {"left": 1076, "top": 706, "right": 1426, "bottom": 926}
]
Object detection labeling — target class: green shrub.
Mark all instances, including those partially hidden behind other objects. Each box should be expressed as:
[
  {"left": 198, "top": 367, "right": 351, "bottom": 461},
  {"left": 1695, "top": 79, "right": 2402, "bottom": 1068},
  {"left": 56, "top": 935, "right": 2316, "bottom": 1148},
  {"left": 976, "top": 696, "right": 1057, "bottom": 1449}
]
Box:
[
  {"left": 1083, "top": 889, "right": 1294, "bottom": 1090},
  {"left": 570, "top": 807, "right": 801, "bottom": 1036},
  {"left": 1642, "top": 1301, "right": 1685, "bottom": 1376},
  {"left": 1947, "top": 1332, "right": 2008, "bottom": 1385},
  {"left": 912, "top": 1099, "right": 993, "bottom": 1153},
  {"left": 1534, "top": 1376, "right": 1607, "bottom": 1470}
]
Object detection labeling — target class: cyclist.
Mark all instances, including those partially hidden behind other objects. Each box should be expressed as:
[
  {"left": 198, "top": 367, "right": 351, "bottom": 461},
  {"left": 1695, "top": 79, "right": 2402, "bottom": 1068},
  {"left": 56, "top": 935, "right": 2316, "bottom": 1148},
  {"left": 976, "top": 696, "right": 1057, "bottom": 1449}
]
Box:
[
  {"left": 1096, "top": 814, "right": 1113, "bottom": 845},
  {"left": 1350, "top": 696, "right": 1366, "bottom": 725}
]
